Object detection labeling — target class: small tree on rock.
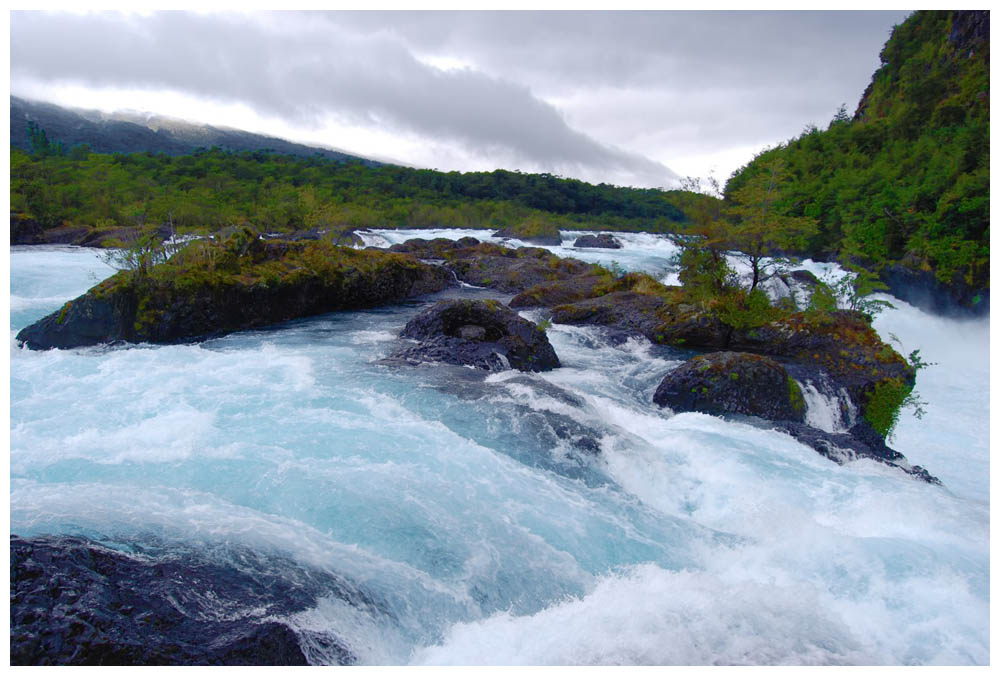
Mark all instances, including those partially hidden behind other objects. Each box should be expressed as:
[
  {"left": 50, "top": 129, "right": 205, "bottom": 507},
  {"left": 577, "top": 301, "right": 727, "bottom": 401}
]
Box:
[{"left": 724, "top": 157, "right": 817, "bottom": 293}]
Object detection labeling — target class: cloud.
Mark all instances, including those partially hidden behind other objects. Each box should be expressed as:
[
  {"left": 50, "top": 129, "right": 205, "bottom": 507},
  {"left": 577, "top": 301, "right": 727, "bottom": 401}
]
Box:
[
  {"left": 318, "top": 10, "right": 910, "bottom": 177},
  {"left": 10, "top": 11, "right": 679, "bottom": 187}
]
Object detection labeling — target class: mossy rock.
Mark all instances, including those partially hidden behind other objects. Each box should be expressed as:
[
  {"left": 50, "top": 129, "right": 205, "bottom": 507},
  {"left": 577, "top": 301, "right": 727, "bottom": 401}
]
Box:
[
  {"left": 492, "top": 217, "right": 561, "bottom": 246},
  {"left": 653, "top": 351, "right": 806, "bottom": 423},
  {"left": 16, "top": 236, "right": 454, "bottom": 349}
]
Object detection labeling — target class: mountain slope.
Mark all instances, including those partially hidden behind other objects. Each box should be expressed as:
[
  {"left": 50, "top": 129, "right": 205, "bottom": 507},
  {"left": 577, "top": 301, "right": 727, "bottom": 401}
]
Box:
[
  {"left": 725, "top": 10, "right": 989, "bottom": 314},
  {"left": 10, "top": 96, "right": 383, "bottom": 167}
]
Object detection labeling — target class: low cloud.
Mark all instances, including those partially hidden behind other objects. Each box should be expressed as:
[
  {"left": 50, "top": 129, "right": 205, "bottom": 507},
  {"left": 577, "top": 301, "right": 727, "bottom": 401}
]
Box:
[{"left": 11, "top": 11, "right": 679, "bottom": 187}]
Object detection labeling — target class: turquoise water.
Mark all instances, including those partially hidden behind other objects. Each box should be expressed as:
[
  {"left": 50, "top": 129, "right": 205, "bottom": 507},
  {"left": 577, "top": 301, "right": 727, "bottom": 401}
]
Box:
[{"left": 9, "top": 237, "right": 989, "bottom": 665}]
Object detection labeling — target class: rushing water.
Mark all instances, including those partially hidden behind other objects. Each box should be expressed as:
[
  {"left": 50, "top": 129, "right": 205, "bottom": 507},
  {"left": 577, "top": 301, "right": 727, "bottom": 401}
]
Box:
[{"left": 9, "top": 233, "right": 989, "bottom": 665}]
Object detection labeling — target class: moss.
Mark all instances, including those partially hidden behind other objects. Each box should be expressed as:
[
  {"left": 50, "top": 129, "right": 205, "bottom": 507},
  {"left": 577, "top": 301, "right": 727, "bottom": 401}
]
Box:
[
  {"left": 56, "top": 301, "right": 72, "bottom": 325},
  {"left": 787, "top": 376, "right": 806, "bottom": 417},
  {"left": 862, "top": 377, "right": 912, "bottom": 439}
]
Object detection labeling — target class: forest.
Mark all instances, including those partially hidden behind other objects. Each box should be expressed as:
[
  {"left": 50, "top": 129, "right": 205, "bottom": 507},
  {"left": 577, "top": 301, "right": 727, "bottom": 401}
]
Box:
[{"left": 10, "top": 142, "right": 686, "bottom": 241}]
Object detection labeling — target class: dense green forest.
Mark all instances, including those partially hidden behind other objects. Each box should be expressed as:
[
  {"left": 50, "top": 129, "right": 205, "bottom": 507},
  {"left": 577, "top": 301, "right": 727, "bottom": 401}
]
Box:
[
  {"left": 724, "top": 10, "right": 989, "bottom": 290},
  {"left": 10, "top": 143, "right": 685, "bottom": 241}
]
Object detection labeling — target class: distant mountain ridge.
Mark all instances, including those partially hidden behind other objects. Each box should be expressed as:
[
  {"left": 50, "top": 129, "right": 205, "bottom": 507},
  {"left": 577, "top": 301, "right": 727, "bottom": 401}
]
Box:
[{"left": 9, "top": 96, "right": 384, "bottom": 167}]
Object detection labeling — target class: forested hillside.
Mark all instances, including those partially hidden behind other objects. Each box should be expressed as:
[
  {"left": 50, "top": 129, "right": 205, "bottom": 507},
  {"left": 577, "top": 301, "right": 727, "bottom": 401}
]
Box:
[
  {"left": 10, "top": 144, "right": 685, "bottom": 245},
  {"left": 724, "top": 10, "right": 989, "bottom": 310}
]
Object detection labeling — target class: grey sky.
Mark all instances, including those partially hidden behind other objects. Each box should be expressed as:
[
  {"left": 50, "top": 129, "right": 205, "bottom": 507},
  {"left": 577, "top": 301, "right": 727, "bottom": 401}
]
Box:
[{"left": 10, "top": 10, "right": 911, "bottom": 188}]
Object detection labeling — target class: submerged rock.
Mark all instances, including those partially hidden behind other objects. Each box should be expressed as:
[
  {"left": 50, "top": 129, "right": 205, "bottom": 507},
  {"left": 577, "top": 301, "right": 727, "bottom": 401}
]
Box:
[
  {"left": 392, "top": 298, "right": 559, "bottom": 372},
  {"left": 573, "top": 233, "right": 622, "bottom": 249},
  {"left": 653, "top": 351, "right": 806, "bottom": 423},
  {"left": 10, "top": 535, "right": 360, "bottom": 666},
  {"left": 16, "top": 230, "right": 454, "bottom": 350}
]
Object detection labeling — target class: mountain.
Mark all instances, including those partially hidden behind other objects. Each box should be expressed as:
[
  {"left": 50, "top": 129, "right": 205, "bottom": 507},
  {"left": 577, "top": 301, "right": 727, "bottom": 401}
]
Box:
[
  {"left": 10, "top": 96, "right": 384, "bottom": 167},
  {"left": 724, "top": 10, "right": 989, "bottom": 315}
]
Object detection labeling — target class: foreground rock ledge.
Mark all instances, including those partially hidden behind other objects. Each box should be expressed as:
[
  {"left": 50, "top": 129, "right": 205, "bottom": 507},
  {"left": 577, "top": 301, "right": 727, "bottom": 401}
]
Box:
[
  {"left": 10, "top": 534, "right": 360, "bottom": 666},
  {"left": 390, "top": 298, "right": 560, "bottom": 372},
  {"left": 16, "top": 231, "right": 453, "bottom": 349}
]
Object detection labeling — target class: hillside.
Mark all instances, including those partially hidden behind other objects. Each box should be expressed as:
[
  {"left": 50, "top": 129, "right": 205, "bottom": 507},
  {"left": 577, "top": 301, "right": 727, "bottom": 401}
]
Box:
[
  {"left": 10, "top": 96, "right": 383, "bottom": 167},
  {"left": 10, "top": 146, "right": 686, "bottom": 246},
  {"left": 725, "top": 10, "right": 989, "bottom": 314}
]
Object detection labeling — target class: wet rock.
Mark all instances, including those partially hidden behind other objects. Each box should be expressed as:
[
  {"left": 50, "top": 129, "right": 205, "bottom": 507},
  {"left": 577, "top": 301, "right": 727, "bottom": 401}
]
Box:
[
  {"left": 653, "top": 351, "right": 806, "bottom": 423},
  {"left": 551, "top": 291, "right": 669, "bottom": 340},
  {"left": 441, "top": 242, "right": 601, "bottom": 294},
  {"left": 573, "top": 233, "right": 622, "bottom": 249},
  {"left": 509, "top": 274, "right": 610, "bottom": 309},
  {"left": 15, "top": 294, "right": 128, "bottom": 350},
  {"left": 10, "top": 535, "right": 360, "bottom": 666},
  {"left": 769, "top": 420, "right": 941, "bottom": 484},
  {"left": 880, "top": 260, "right": 988, "bottom": 317},
  {"left": 492, "top": 223, "right": 561, "bottom": 246},
  {"left": 16, "top": 233, "right": 454, "bottom": 350},
  {"left": 393, "top": 298, "right": 559, "bottom": 372},
  {"left": 387, "top": 237, "right": 479, "bottom": 258}
]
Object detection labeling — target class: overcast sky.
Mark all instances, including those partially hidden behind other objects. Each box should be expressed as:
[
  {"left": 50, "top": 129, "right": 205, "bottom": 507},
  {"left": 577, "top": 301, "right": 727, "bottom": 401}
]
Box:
[{"left": 10, "top": 10, "right": 911, "bottom": 189}]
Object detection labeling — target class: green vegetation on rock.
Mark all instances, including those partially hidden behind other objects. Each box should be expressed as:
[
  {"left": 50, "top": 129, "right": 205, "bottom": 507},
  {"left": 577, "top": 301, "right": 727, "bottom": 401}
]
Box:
[
  {"left": 862, "top": 377, "right": 913, "bottom": 439},
  {"left": 16, "top": 229, "right": 452, "bottom": 349}
]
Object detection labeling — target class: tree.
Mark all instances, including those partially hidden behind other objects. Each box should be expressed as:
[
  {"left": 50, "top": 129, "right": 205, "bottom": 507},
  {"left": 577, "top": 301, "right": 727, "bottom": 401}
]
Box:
[
  {"left": 675, "top": 174, "right": 736, "bottom": 300},
  {"left": 724, "top": 158, "right": 817, "bottom": 293}
]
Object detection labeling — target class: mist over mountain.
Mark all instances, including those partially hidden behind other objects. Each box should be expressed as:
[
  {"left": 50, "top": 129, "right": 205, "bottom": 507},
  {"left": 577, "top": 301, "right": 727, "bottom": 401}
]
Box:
[{"left": 10, "top": 96, "right": 384, "bottom": 167}]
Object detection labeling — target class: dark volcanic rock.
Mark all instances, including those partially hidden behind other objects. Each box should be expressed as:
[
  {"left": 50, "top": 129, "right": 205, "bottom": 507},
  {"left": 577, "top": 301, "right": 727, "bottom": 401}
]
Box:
[
  {"left": 880, "top": 261, "right": 988, "bottom": 317},
  {"left": 509, "top": 274, "right": 610, "bottom": 309},
  {"left": 387, "top": 236, "right": 480, "bottom": 258},
  {"left": 653, "top": 351, "right": 806, "bottom": 423},
  {"left": 393, "top": 298, "right": 559, "bottom": 372},
  {"left": 10, "top": 535, "right": 361, "bottom": 666},
  {"left": 16, "top": 235, "right": 455, "bottom": 350},
  {"left": 380, "top": 238, "right": 606, "bottom": 296},
  {"left": 770, "top": 420, "right": 941, "bottom": 484},
  {"left": 15, "top": 293, "right": 131, "bottom": 350},
  {"left": 442, "top": 242, "right": 601, "bottom": 294},
  {"left": 573, "top": 233, "right": 622, "bottom": 249},
  {"left": 492, "top": 225, "right": 561, "bottom": 246},
  {"left": 551, "top": 291, "right": 670, "bottom": 342}
]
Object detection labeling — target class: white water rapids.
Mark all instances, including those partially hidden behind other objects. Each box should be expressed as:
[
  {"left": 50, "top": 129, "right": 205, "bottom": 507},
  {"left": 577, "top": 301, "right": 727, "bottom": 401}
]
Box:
[{"left": 9, "top": 232, "right": 989, "bottom": 665}]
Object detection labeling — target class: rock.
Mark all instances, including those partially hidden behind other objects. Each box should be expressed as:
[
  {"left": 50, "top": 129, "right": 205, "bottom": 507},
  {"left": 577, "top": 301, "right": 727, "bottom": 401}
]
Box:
[
  {"left": 387, "top": 237, "right": 479, "bottom": 258},
  {"left": 879, "top": 260, "right": 988, "bottom": 317},
  {"left": 775, "top": 269, "right": 823, "bottom": 310},
  {"left": 509, "top": 274, "right": 610, "bottom": 309},
  {"left": 769, "top": 420, "right": 941, "bottom": 484},
  {"left": 10, "top": 534, "right": 360, "bottom": 666},
  {"left": 16, "top": 232, "right": 455, "bottom": 350},
  {"left": 440, "top": 242, "right": 603, "bottom": 294},
  {"left": 381, "top": 238, "right": 607, "bottom": 295},
  {"left": 573, "top": 233, "right": 622, "bottom": 249},
  {"left": 551, "top": 291, "right": 669, "bottom": 342},
  {"left": 393, "top": 299, "right": 559, "bottom": 372},
  {"left": 653, "top": 351, "right": 806, "bottom": 423},
  {"left": 15, "top": 294, "right": 130, "bottom": 350},
  {"left": 491, "top": 220, "right": 562, "bottom": 246}
]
